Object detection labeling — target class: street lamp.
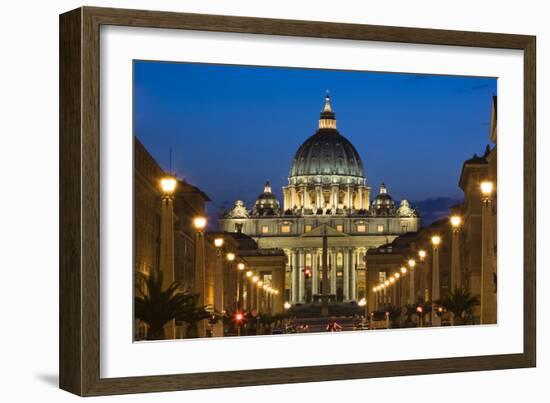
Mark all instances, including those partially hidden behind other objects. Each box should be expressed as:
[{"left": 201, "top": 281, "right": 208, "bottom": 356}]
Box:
[
  {"left": 418, "top": 249, "right": 427, "bottom": 261},
  {"left": 408, "top": 259, "right": 416, "bottom": 305},
  {"left": 193, "top": 216, "right": 207, "bottom": 232},
  {"left": 450, "top": 215, "right": 462, "bottom": 293},
  {"left": 193, "top": 215, "right": 207, "bottom": 337},
  {"left": 450, "top": 215, "right": 462, "bottom": 230},
  {"left": 358, "top": 297, "right": 367, "bottom": 319},
  {"left": 431, "top": 235, "right": 441, "bottom": 326},
  {"left": 284, "top": 301, "right": 291, "bottom": 310},
  {"left": 237, "top": 262, "right": 245, "bottom": 271},
  {"left": 480, "top": 181, "right": 494, "bottom": 202},
  {"left": 226, "top": 252, "right": 235, "bottom": 262},
  {"left": 400, "top": 266, "right": 407, "bottom": 274},
  {"left": 214, "top": 237, "right": 224, "bottom": 248},
  {"left": 160, "top": 176, "right": 177, "bottom": 196}
]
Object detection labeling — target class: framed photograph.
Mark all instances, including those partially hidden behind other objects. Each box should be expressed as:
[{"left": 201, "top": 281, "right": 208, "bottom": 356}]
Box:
[{"left": 59, "top": 6, "right": 536, "bottom": 396}]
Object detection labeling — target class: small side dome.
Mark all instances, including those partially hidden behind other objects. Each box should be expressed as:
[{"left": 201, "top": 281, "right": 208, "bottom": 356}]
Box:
[
  {"left": 372, "top": 183, "right": 396, "bottom": 215},
  {"left": 252, "top": 181, "right": 281, "bottom": 216}
]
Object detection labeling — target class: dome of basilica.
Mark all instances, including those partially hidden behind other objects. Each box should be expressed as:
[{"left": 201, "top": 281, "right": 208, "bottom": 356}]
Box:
[{"left": 288, "top": 95, "right": 365, "bottom": 185}]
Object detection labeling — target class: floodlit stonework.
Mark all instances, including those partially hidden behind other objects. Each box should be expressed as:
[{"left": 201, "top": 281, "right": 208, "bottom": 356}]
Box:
[{"left": 219, "top": 96, "right": 421, "bottom": 304}]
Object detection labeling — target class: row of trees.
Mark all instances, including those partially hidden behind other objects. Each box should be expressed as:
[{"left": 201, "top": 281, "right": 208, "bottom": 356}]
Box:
[
  {"left": 135, "top": 271, "right": 288, "bottom": 340},
  {"left": 382, "top": 288, "right": 481, "bottom": 328}
]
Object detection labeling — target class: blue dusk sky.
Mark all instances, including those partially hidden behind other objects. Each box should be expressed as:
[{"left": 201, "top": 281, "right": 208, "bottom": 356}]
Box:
[{"left": 134, "top": 61, "right": 496, "bottom": 219}]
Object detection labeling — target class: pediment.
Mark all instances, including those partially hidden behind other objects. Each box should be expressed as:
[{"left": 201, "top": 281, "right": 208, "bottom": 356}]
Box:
[{"left": 300, "top": 223, "right": 348, "bottom": 238}]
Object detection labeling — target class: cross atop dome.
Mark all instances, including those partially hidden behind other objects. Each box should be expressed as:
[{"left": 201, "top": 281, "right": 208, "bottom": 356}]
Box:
[{"left": 319, "top": 93, "right": 337, "bottom": 130}]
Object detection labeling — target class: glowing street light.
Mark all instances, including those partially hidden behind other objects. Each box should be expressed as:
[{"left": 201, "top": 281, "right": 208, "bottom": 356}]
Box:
[
  {"left": 226, "top": 252, "right": 235, "bottom": 262},
  {"left": 394, "top": 272, "right": 400, "bottom": 279},
  {"left": 214, "top": 238, "right": 224, "bottom": 248},
  {"left": 408, "top": 259, "right": 416, "bottom": 268},
  {"left": 252, "top": 275, "right": 259, "bottom": 283},
  {"left": 418, "top": 249, "right": 427, "bottom": 261},
  {"left": 480, "top": 181, "right": 494, "bottom": 198},
  {"left": 237, "top": 262, "right": 245, "bottom": 271},
  {"left": 284, "top": 301, "right": 291, "bottom": 310},
  {"left": 246, "top": 270, "right": 253, "bottom": 278},
  {"left": 431, "top": 235, "right": 441, "bottom": 247},
  {"left": 450, "top": 215, "right": 462, "bottom": 229},
  {"left": 384, "top": 280, "right": 390, "bottom": 286},
  {"left": 400, "top": 266, "right": 407, "bottom": 274},
  {"left": 160, "top": 176, "right": 177, "bottom": 195},
  {"left": 193, "top": 216, "right": 207, "bottom": 231}
]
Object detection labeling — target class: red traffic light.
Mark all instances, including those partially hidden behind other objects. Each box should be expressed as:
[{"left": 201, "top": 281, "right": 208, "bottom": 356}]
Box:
[
  {"left": 234, "top": 313, "right": 244, "bottom": 322},
  {"left": 303, "top": 268, "right": 311, "bottom": 278}
]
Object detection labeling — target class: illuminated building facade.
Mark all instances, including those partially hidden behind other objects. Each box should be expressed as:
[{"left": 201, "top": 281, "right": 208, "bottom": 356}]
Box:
[{"left": 219, "top": 96, "right": 421, "bottom": 305}]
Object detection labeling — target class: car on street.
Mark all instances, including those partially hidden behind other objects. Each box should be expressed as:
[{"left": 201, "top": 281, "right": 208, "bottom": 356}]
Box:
[{"left": 369, "top": 311, "right": 390, "bottom": 329}]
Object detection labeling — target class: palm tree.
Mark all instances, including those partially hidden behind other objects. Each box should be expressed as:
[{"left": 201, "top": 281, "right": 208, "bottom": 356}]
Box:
[
  {"left": 134, "top": 271, "right": 210, "bottom": 340},
  {"left": 438, "top": 288, "right": 480, "bottom": 325}
]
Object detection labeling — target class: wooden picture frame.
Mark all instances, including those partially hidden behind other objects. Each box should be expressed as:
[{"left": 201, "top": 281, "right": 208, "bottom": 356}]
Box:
[{"left": 59, "top": 6, "right": 536, "bottom": 396}]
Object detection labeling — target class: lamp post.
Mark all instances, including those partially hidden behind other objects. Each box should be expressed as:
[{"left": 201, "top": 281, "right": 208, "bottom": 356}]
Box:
[
  {"left": 211, "top": 237, "right": 225, "bottom": 337},
  {"left": 245, "top": 270, "right": 253, "bottom": 311},
  {"left": 480, "top": 181, "right": 496, "bottom": 324},
  {"left": 193, "top": 216, "right": 207, "bottom": 337},
  {"left": 418, "top": 250, "right": 428, "bottom": 303},
  {"left": 407, "top": 259, "right": 416, "bottom": 305},
  {"left": 159, "top": 176, "right": 177, "bottom": 339},
  {"left": 431, "top": 235, "right": 441, "bottom": 327},
  {"left": 450, "top": 215, "right": 462, "bottom": 293},
  {"left": 235, "top": 261, "right": 245, "bottom": 310}
]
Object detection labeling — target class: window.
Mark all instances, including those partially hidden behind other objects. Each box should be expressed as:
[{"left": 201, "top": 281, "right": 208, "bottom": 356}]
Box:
[
  {"left": 357, "top": 224, "right": 366, "bottom": 233},
  {"left": 400, "top": 221, "right": 409, "bottom": 232},
  {"left": 377, "top": 224, "right": 384, "bottom": 233},
  {"left": 261, "top": 225, "right": 269, "bottom": 234},
  {"left": 281, "top": 225, "right": 291, "bottom": 233},
  {"left": 305, "top": 224, "right": 312, "bottom": 233},
  {"left": 336, "top": 224, "right": 344, "bottom": 232}
]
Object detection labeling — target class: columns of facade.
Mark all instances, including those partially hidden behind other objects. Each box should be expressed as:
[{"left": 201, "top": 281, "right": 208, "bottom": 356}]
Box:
[
  {"left": 330, "top": 249, "right": 337, "bottom": 294},
  {"left": 289, "top": 186, "right": 296, "bottom": 210},
  {"left": 358, "top": 188, "right": 364, "bottom": 210},
  {"left": 302, "top": 185, "right": 310, "bottom": 209},
  {"left": 351, "top": 249, "right": 357, "bottom": 301},
  {"left": 291, "top": 250, "right": 299, "bottom": 303},
  {"left": 360, "top": 188, "right": 367, "bottom": 210},
  {"left": 315, "top": 185, "right": 323, "bottom": 209},
  {"left": 331, "top": 185, "right": 339, "bottom": 208},
  {"left": 312, "top": 249, "right": 319, "bottom": 295},
  {"left": 298, "top": 249, "right": 305, "bottom": 302},
  {"left": 346, "top": 185, "right": 352, "bottom": 210},
  {"left": 283, "top": 188, "right": 290, "bottom": 211},
  {"left": 343, "top": 248, "right": 350, "bottom": 300}
]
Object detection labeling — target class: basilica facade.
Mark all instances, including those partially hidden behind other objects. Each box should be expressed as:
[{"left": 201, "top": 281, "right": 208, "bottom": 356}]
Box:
[{"left": 219, "top": 96, "right": 420, "bottom": 305}]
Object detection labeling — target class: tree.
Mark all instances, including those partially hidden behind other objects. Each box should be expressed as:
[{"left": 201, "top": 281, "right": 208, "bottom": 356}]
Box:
[
  {"left": 438, "top": 288, "right": 480, "bottom": 325},
  {"left": 134, "top": 270, "right": 211, "bottom": 340}
]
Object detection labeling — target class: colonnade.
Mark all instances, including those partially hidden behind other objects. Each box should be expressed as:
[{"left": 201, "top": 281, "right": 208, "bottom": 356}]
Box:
[
  {"left": 287, "top": 247, "right": 363, "bottom": 303},
  {"left": 283, "top": 184, "right": 369, "bottom": 211}
]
